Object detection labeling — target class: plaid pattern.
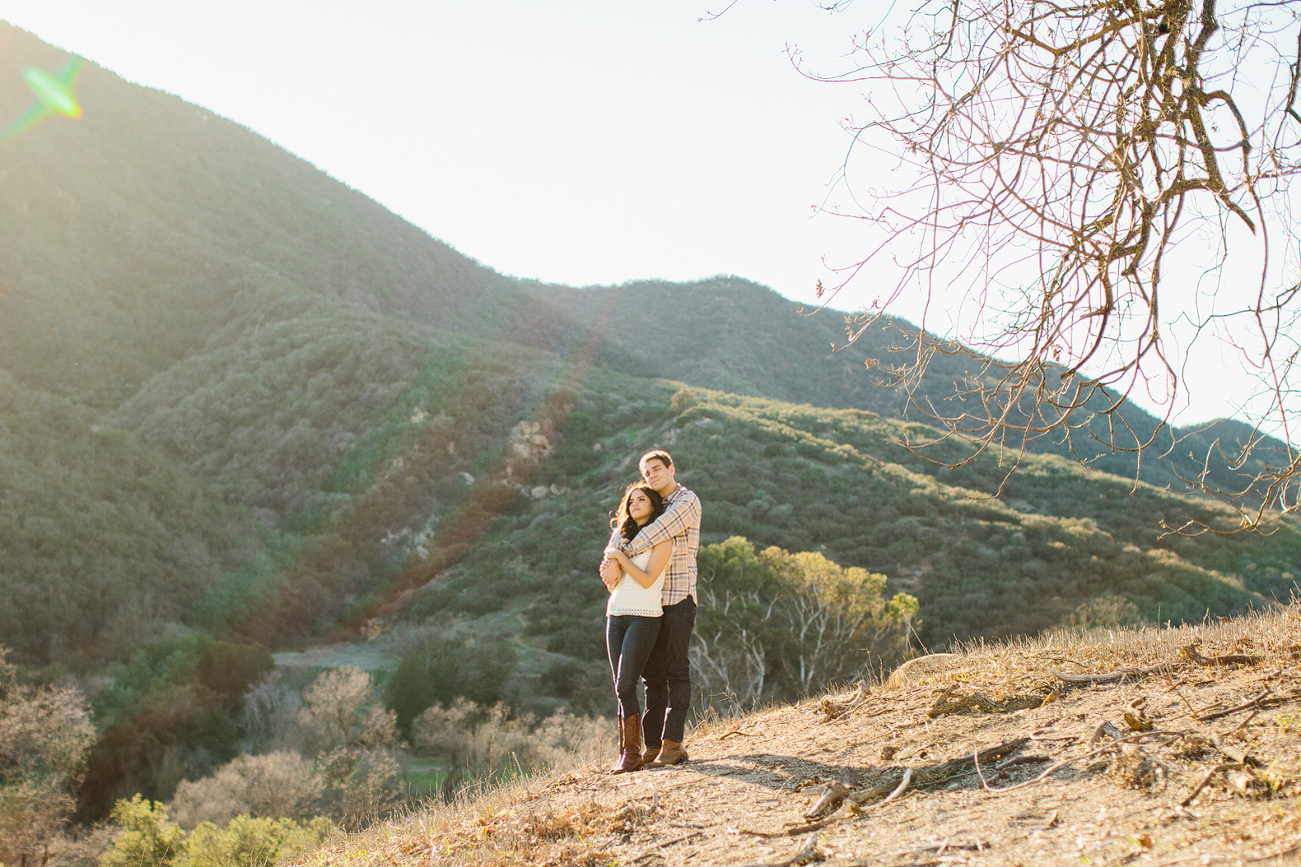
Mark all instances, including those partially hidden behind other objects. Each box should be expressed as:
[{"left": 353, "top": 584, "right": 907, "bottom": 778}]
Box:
[{"left": 620, "top": 485, "right": 700, "bottom": 605}]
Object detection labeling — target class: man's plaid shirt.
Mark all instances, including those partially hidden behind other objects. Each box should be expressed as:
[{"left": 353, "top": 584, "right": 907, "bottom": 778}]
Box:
[{"left": 609, "top": 485, "right": 701, "bottom": 605}]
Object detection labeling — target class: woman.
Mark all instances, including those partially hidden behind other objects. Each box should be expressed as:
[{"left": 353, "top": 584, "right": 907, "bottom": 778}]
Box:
[{"left": 602, "top": 482, "right": 673, "bottom": 774}]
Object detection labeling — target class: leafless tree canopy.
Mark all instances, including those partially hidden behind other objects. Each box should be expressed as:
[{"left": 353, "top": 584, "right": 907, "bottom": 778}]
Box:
[{"left": 805, "top": 0, "right": 1301, "bottom": 526}]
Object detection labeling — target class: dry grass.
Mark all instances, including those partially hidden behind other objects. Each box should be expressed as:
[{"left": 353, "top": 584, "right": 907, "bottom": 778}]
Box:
[{"left": 286, "top": 605, "right": 1301, "bottom": 866}]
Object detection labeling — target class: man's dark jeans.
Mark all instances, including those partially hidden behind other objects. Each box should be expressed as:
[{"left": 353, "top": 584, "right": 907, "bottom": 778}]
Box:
[
  {"left": 606, "top": 615, "right": 662, "bottom": 719},
  {"left": 641, "top": 595, "right": 696, "bottom": 746}
]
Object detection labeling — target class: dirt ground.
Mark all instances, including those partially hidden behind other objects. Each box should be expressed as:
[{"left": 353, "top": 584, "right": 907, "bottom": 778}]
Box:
[{"left": 297, "top": 608, "right": 1301, "bottom": 867}]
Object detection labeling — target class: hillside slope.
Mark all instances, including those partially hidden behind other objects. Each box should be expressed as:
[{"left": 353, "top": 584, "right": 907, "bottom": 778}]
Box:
[{"left": 294, "top": 607, "right": 1301, "bottom": 867}]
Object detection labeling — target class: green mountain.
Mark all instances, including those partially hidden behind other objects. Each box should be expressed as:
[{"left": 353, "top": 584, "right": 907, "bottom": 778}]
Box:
[{"left": 2, "top": 21, "right": 1295, "bottom": 668}]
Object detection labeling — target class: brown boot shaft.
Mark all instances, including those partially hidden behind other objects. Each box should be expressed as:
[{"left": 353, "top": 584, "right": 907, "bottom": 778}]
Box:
[{"left": 611, "top": 713, "right": 643, "bottom": 774}]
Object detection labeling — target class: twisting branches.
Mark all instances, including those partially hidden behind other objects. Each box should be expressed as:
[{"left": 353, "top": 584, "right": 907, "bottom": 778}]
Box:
[{"left": 803, "top": 0, "right": 1301, "bottom": 529}]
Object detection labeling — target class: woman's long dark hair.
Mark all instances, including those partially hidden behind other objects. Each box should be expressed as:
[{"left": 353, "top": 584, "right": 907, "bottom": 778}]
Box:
[{"left": 610, "top": 482, "right": 666, "bottom": 543}]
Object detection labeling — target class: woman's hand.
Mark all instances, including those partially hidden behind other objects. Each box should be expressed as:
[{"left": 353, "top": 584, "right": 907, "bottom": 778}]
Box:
[
  {"left": 603, "top": 546, "right": 629, "bottom": 566},
  {"left": 599, "top": 558, "right": 621, "bottom": 592}
]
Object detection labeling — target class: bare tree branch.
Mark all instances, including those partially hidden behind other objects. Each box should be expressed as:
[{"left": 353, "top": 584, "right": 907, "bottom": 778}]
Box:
[{"left": 795, "top": 0, "right": 1301, "bottom": 529}]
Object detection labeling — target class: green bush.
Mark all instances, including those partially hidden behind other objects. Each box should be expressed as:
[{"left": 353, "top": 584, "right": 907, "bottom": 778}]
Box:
[
  {"left": 175, "top": 815, "right": 337, "bottom": 867},
  {"left": 98, "top": 795, "right": 187, "bottom": 867},
  {"left": 386, "top": 636, "right": 517, "bottom": 732},
  {"left": 98, "top": 796, "right": 338, "bottom": 867}
]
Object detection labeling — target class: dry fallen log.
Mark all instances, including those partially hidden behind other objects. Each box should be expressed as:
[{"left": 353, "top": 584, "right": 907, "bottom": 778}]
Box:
[
  {"left": 849, "top": 766, "right": 913, "bottom": 810},
  {"left": 1050, "top": 663, "right": 1181, "bottom": 684},
  {"left": 819, "top": 682, "right": 869, "bottom": 722},
  {"left": 803, "top": 781, "right": 851, "bottom": 819},
  {"left": 909, "top": 738, "right": 1030, "bottom": 788},
  {"left": 982, "top": 730, "right": 1183, "bottom": 794},
  {"left": 1181, "top": 644, "right": 1263, "bottom": 667},
  {"left": 780, "top": 767, "right": 917, "bottom": 837},
  {"left": 753, "top": 738, "right": 1030, "bottom": 840}
]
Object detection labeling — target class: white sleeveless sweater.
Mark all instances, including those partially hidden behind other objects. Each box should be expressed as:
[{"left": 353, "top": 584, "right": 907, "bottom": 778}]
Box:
[{"left": 606, "top": 550, "right": 664, "bottom": 617}]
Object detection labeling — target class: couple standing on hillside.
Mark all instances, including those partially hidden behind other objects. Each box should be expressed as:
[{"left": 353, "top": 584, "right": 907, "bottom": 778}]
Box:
[{"left": 598, "top": 449, "right": 700, "bottom": 774}]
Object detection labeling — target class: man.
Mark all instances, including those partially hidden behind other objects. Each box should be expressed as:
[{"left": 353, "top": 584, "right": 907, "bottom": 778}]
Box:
[{"left": 600, "top": 449, "right": 700, "bottom": 766}]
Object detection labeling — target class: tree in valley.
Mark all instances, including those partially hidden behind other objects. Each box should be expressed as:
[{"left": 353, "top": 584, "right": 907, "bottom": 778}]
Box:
[
  {"left": 795, "top": 0, "right": 1301, "bottom": 527},
  {"left": 690, "top": 538, "right": 918, "bottom": 713},
  {"left": 0, "top": 647, "right": 96, "bottom": 866},
  {"left": 297, "top": 668, "right": 402, "bottom": 830}
]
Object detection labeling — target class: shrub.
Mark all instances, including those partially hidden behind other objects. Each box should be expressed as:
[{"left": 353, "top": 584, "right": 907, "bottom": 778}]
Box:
[
  {"left": 691, "top": 537, "right": 919, "bottom": 713},
  {"left": 174, "top": 815, "right": 337, "bottom": 867},
  {"left": 98, "top": 795, "right": 187, "bottom": 867},
  {"left": 387, "top": 636, "right": 516, "bottom": 731},
  {"left": 169, "top": 752, "right": 322, "bottom": 830},
  {"left": 298, "top": 668, "right": 399, "bottom": 755},
  {"left": 240, "top": 672, "right": 304, "bottom": 755},
  {"left": 411, "top": 700, "right": 611, "bottom": 796},
  {"left": 539, "top": 659, "right": 585, "bottom": 698},
  {"left": 296, "top": 668, "right": 402, "bottom": 830}
]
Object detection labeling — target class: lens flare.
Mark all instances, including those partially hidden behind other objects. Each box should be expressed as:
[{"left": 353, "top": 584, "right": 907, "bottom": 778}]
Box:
[
  {"left": 24, "top": 66, "right": 83, "bottom": 118},
  {"left": 2, "top": 57, "right": 85, "bottom": 142}
]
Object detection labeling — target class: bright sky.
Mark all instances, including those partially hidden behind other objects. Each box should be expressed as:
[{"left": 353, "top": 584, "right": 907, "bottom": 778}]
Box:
[
  {"left": 1, "top": 1, "right": 877, "bottom": 297},
  {"left": 0, "top": 0, "right": 1275, "bottom": 430}
]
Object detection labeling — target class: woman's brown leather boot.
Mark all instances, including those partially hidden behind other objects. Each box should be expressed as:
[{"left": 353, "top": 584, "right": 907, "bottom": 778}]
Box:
[{"left": 611, "top": 712, "right": 643, "bottom": 774}]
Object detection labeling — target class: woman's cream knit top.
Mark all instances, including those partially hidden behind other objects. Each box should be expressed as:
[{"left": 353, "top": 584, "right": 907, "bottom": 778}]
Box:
[{"left": 606, "top": 550, "right": 664, "bottom": 617}]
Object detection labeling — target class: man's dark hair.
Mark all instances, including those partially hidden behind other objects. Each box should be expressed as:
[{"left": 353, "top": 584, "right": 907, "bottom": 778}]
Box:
[{"left": 639, "top": 449, "right": 673, "bottom": 469}]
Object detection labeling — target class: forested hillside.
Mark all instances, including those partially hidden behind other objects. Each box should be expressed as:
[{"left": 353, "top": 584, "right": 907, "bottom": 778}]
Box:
[{"left": 2, "top": 22, "right": 1299, "bottom": 836}]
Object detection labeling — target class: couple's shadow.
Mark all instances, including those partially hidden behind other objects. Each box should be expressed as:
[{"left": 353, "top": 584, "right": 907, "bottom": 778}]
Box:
[{"left": 679, "top": 752, "right": 874, "bottom": 792}]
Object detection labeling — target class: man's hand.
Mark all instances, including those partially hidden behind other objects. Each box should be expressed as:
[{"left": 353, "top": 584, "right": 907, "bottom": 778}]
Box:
[{"left": 599, "top": 558, "right": 621, "bottom": 592}]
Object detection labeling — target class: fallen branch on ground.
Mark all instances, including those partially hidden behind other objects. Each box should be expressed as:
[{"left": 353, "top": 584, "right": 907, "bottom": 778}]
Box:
[
  {"left": 1051, "top": 663, "right": 1181, "bottom": 684},
  {"left": 719, "top": 729, "right": 753, "bottom": 740},
  {"left": 1181, "top": 762, "right": 1240, "bottom": 807},
  {"left": 819, "top": 682, "right": 870, "bottom": 722},
  {"left": 979, "top": 730, "right": 1184, "bottom": 794},
  {"left": 1181, "top": 644, "right": 1263, "bottom": 667},
  {"left": 1196, "top": 688, "right": 1298, "bottom": 722},
  {"left": 737, "top": 833, "right": 823, "bottom": 866}
]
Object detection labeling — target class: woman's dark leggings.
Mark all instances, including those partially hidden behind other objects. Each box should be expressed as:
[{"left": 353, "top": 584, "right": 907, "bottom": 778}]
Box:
[{"left": 606, "top": 615, "right": 662, "bottom": 719}]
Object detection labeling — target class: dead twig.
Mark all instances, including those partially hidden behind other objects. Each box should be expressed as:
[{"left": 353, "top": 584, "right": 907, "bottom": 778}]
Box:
[
  {"left": 928, "top": 684, "right": 1007, "bottom": 717},
  {"left": 819, "top": 682, "right": 869, "bottom": 722},
  {"left": 737, "top": 834, "right": 824, "bottom": 866},
  {"left": 804, "top": 781, "right": 851, "bottom": 819},
  {"left": 650, "top": 830, "right": 705, "bottom": 849},
  {"left": 870, "top": 765, "right": 913, "bottom": 809},
  {"left": 777, "top": 766, "right": 916, "bottom": 838},
  {"left": 1180, "top": 762, "right": 1239, "bottom": 807},
  {"left": 1165, "top": 681, "right": 1204, "bottom": 718},
  {"left": 1197, "top": 688, "right": 1281, "bottom": 722}
]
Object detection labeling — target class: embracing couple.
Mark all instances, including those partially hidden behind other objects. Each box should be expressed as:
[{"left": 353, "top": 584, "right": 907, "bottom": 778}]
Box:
[{"left": 599, "top": 449, "right": 701, "bottom": 774}]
